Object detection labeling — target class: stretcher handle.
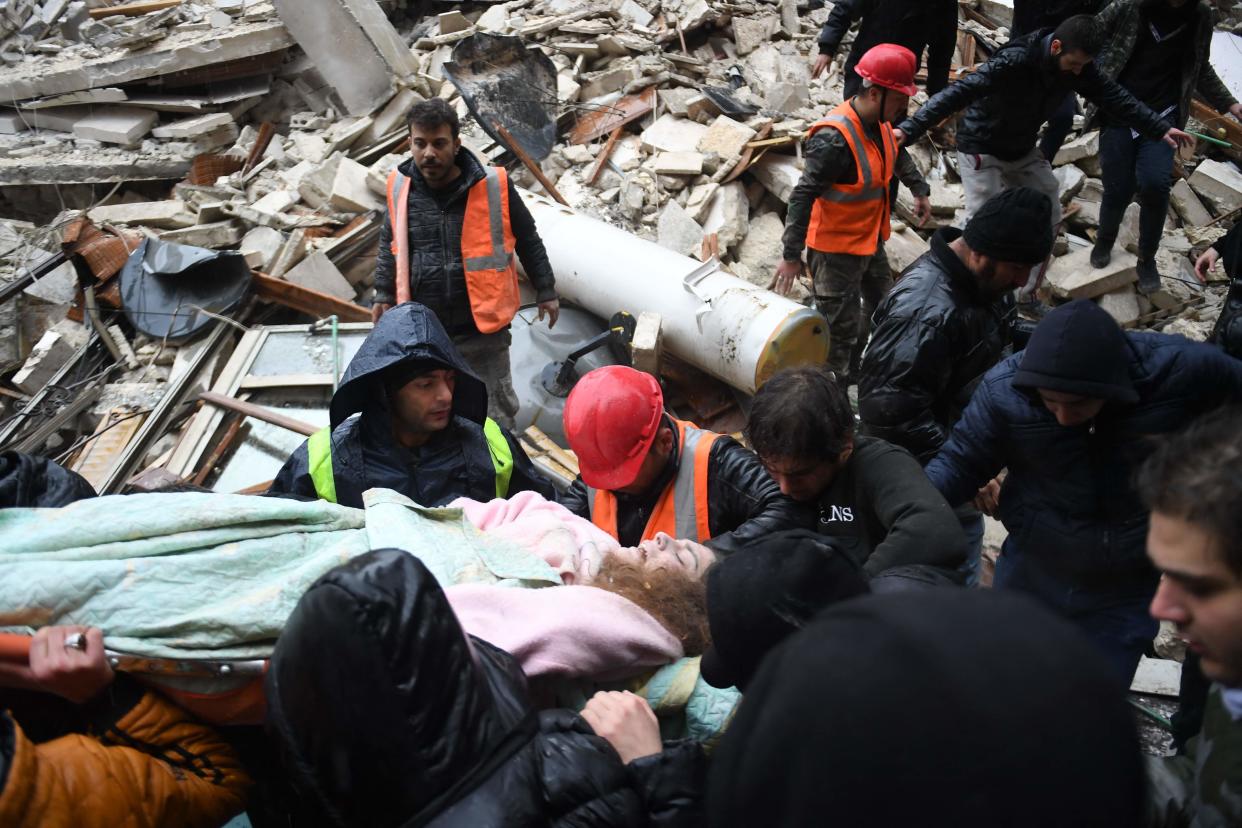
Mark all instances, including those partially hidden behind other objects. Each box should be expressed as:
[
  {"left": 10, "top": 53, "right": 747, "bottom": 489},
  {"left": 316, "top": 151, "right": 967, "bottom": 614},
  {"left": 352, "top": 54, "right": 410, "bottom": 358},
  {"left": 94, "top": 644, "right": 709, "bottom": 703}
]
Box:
[{"left": 0, "top": 633, "right": 32, "bottom": 663}]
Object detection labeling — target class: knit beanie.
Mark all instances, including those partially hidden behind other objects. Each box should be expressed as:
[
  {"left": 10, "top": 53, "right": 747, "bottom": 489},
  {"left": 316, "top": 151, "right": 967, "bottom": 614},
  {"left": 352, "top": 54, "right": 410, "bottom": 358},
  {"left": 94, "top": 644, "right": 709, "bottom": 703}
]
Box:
[
  {"left": 962, "top": 187, "right": 1054, "bottom": 264},
  {"left": 1013, "top": 298, "right": 1138, "bottom": 403}
]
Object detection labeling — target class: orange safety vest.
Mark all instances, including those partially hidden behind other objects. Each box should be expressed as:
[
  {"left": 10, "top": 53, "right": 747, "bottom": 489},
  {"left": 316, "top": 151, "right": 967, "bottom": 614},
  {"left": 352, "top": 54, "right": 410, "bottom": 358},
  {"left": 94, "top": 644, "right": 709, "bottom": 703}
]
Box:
[
  {"left": 805, "top": 100, "right": 898, "bottom": 257},
  {"left": 585, "top": 418, "right": 721, "bottom": 544},
  {"left": 386, "top": 165, "right": 521, "bottom": 334}
]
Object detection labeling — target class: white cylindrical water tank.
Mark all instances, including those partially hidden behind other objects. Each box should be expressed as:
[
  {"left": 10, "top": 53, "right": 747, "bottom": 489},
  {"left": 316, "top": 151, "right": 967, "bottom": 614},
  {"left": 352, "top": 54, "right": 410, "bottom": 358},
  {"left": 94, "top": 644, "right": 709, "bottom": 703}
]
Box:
[{"left": 520, "top": 192, "right": 829, "bottom": 393}]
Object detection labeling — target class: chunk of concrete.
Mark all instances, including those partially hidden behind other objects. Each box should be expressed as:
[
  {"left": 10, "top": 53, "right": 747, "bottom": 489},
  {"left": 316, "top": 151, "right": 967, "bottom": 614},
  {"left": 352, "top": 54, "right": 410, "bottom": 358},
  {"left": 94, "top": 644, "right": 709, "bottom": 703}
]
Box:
[
  {"left": 750, "top": 153, "right": 802, "bottom": 203},
  {"left": 88, "top": 200, "right": 197, "bottom": 229},
  {"left": 1052, "top": 131, "right": 1099, "bottom": 166},
  {"left": 617, "top": 0, "right": 653, "bottom": 27},
  {"left": 651, "top": 151, "right": 704, "bottom": 175},
  {"left": 733, "top": 211, "right": 785, "bottom": 287},
  {"left": 1169, "top": 178, "right": 1213, "bottom": 227},
  {"left": 298, "top": 154, "right": 384, "bottom": 213},
  {"left": 1046, "top": 245, "right": 1138, "bottom": 300},
  {"left": 151, "top": 112, "right": 234, "bottom": 139},
  {"left": 732, "top": 13, "right": 781, "bottom": 56},
  {"left": 283, "top": 251, "right": 355, "bottom": 300},
  {"left": 72, "top": 107, "right": 157, "bottom": 145},
  {"left": 701, "top": 181, "right": 749, "bottom": 250},
  {"left": 159, "top": 220, "right": 243, "bottom": 248},
  {"left": 697, "top": 115, "right": 756, "bottom": 161},
  {"left": 1096, "top": 286, "right": 1140, "bottom": 327},
  {"left": 272, "top": 0, "right": 395, "bottom": 115},
  {"left": 251, "top": 189, "right": 300, "bottom": 215},
  {"left": 358, "top": 87, "right": 422, "bottom": 147},
  {"left": 765, "top": 80, "right": 810, "bottom": 114},
  {"left": 659, "top": 88, "right": 699, "bottom": 117},
  {"left": 657, "top": 200, "right": 705, "bottom": 257},
  {"left": 437, "top": 10, "right": 471, "bottom": 34},
  {"left": 240, "top": 226, "right": 286, "bottom": 270},
  {"left": 641, "top": 113, "right": 709, "bottom": 154},
  {"left": 1054, "top": 164, "right": 1086, "bottom": 205},
  {"left": 631, "top": 311, "right": 662, "bottom": 376},
  {"left": 885, "top": 224, "right": 931, "bottom": 276},
  {"left": 685, "top": 94, "right": 722, "bottom": 123},
  {"left": 11, "top": 320, "right": 88, "bottom": 395},
  {"left": 1188, "top": 159, "right": 1242, "bottom": 217}
]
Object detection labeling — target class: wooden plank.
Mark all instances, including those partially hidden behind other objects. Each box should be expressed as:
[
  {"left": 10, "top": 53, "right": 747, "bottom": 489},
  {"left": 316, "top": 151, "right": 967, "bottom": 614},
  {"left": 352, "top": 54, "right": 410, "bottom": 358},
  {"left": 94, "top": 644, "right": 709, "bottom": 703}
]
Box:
[
  {"left": 493, "top": 122, "right": 568, "bottom": 206},
  {"left": 199, "top": 391, "right": 319, "bottom": 437},
  {"left": 251, "top": 270, "right": 371, "bottom": 322},
  {"left": 70, "top": 408, "right": 148, "bottom": 490},
  {"left": 192, "top": 413, "right": 247, "bottom": 487},
  {"left": 238, "top": 373, "right": 335, "bottom": 390},
  {"left": 570, "top": 86, "right": 657, "bottom": 146},
  {"left": 522, "top": 425, "right": 579, "bottom": 476},
  {"left": 88, "top": 0, "right": 181, "bottom": 18},
  {"left": 234, "top": 479, "right": 274, "bottom": 495},
  {"left": 1190, "top": 99, "right": 1242, "bottom": 161},
  {"left": 586, "top": 125, "right": 624, "bottom": 186}
]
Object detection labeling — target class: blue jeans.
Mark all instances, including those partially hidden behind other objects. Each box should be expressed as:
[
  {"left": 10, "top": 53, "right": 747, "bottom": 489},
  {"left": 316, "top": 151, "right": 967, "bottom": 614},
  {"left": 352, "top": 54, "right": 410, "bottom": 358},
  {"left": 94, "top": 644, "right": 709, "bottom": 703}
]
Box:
[
  {"left": 994, "top": 536, "right": 1158, "bottom": 685},
  {"left": 1098, "top": 126, "right": 1174, "bottom": 260}
]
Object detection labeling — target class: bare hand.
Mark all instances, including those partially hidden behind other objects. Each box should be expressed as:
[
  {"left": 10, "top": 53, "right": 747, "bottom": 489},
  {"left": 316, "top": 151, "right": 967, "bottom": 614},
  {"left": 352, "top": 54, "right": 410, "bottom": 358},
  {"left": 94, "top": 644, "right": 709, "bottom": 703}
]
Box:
[
  {"left": 371, "top": 302, "right": 393, "bottom": 324},
  {"left": 913, "top": 194, "right": 932, "bottom": 228},
  {"left": 973, "top": 477, "right": 1002, "bottom": 518},
  {"left": 1162, "top": 128, "right": 1193, "bottom": 150},
  {"left": 769, "top": 258, "right": 805, "bottom": 296},
  {"left": 537, "top": 298, "right": 560, "bottom": 329},
  {"left": 25, "top": 627, "right": 114, "bottom": 704},
  {"left": 1230, "top": 103, "right": 1242, "bottom": 123},
  {"left": 892, "top": 127, "right": 906, "bottom": 148},
  {"left": 1194, "top": 247, "right": 1219, "bottom": 284},
  {"left": 580, "top": 690, "right": 663, "bottom": 764},
  {"left": 812, "top": 53, "right": 831, "bottom": 79}
]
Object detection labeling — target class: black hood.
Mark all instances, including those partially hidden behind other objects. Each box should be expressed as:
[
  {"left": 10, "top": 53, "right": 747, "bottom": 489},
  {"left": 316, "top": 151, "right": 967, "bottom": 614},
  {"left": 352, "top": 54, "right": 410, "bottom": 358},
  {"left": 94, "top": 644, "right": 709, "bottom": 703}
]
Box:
[
  {"left": 0, "top": 451, "right": 96, "bottom": 508},
  {"left": 330, "top": 302, "right": 488, "bottom": 428},
  {"left": 266, "top": 549, "right": 533, "bottom": 827},
  {"left": 707, "top": 590, "right": 1145, "bottom": 827},
  {"left": 1012, "top": 298, "right": 1139, "bottom": 404}
]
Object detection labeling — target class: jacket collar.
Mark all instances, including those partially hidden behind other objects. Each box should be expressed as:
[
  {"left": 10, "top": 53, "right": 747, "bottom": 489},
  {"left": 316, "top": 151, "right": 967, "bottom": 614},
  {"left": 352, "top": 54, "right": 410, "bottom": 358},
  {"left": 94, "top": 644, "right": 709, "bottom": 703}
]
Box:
[
  {"left": 398, "top": 147, "right": 487, "bottom": 202},
  {"left": 929, "top": 227, "right": 988, "bottom": 303}
]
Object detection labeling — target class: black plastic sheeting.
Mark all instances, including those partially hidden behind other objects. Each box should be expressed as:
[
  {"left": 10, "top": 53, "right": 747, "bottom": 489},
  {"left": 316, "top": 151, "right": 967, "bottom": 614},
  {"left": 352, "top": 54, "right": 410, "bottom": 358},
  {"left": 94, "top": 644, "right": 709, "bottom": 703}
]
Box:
[
  {"left": 119, "top": 238, "right": 251, "bottom": 343},
  {"left": 443, "top": 32, "right": 559, "bottom": 161}
]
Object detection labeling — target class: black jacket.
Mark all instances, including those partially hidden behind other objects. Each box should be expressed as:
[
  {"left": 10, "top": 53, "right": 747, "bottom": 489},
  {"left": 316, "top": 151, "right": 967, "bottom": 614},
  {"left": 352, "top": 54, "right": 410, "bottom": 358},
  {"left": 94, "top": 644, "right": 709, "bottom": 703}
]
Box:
[
  {"left": 0, "top": 451, "right": 95, "bottom": 508},
  {"left": 926, "top": 332, "right": 1242, "bottom": 586},
  {"left": 817, "top": 0, "right": 958, "bottom": 96},
  {"left": 560, "top": 420, "right": 804, "bottom": 555},
  {"left": 1010, "top": 0, "right": 1104, "bottom": 37},
  {"left": 269, "top": 302, "right": 555, "bottom": 508},
  {"left": 813, "top": 436, "right": 965, "bottom": 576},
  {"left": 267, "top": 548, "right": 706, "bottom": 827},
  {"left": 857, "top": 228, "right": 1013, "bottom": 463},
  {"left": 1211, "top": 223, "right": 1242, "bottom": 358},
  {"left": 898, "top": 30, "right": 1170, "bottom": 161},
  {"left": 374, "top": 149, "right": 557, "bottom": 338}
]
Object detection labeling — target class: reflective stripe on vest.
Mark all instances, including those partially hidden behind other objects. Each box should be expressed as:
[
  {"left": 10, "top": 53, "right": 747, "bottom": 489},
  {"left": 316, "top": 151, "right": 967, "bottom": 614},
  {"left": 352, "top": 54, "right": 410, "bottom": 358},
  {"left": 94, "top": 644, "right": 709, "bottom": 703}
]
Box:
[
  {"left": 305, "top": 419, "right": 513, "bottom": 503},
  {"left": 584, "top": 418, "right": 720, "bottom": 544},
  {"left": 804, "top": 101, "right": 898, "bottom": 257},
  {"left": 386, "top": 166, "right": 520, "bottom": 334}
]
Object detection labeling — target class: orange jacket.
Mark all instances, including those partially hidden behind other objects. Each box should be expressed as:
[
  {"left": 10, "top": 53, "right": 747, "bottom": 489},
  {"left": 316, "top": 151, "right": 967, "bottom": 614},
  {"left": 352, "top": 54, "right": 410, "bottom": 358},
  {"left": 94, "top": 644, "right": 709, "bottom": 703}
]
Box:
[
  {"left": 805, "top": 100, "right": 897, "bottom": 257},
  {"left": 0, "top": 689, "right": 251, "bottom": 828}
]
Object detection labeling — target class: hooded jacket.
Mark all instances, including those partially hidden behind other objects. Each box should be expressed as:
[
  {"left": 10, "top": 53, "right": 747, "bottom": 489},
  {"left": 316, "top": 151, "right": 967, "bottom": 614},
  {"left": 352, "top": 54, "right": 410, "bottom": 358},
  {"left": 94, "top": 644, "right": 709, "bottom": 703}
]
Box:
[
  {"left": 707, "top": 590, "right": 1146, "bottom": 827},
  {"left": 1146, "top": 683, "right": 1242, "bottom": 827},
  {"left": 898, "top": 29, "right": 1170, "bottom": 161},
  {"left": 0, "top": 452, "right": 96, "bottom": 508},
  {"left": 269, "top": 303, "right": 555, "bottom": 508},
  {"left": 926, "top": 324, "right": 1242, "bottom": 587},
  {"left": 266, "top": 548, "right": 705, "bottom": 827},
  {"left": 816, "top": 0, "right": 958, "bottom": 96},
  {"left": 373, "top": 149, "right": 556, "bottom": 339},
  {"left": 857, "top": 228, "right": 1014, "bottom": 463},
  {"left": 558, "top": 420, "right": 806, "bottom": 556}
]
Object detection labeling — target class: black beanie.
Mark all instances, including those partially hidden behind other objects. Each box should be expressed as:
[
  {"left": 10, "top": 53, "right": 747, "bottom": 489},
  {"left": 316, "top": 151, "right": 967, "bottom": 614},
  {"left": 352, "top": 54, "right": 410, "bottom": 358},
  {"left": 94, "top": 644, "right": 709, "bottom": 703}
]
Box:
[
  {"left": 1013, "top": 298, "right": 1138, "bottom": 403},
  {"left": 707, "top": 590, "right": 1146, "bottom": 828},
  {"left": 700, "top": 529, "right": 868, "bottom": 690},
  {"left": 962, "top": 186, "right": 1054, "bottom": 264}
]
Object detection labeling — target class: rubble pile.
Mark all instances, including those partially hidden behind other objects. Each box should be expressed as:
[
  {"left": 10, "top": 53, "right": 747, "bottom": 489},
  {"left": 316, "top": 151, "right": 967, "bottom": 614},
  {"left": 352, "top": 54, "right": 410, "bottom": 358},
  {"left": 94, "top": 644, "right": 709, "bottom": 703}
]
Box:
[{"left": 0, "top": 0, "right": 1239, "bottom": 494}]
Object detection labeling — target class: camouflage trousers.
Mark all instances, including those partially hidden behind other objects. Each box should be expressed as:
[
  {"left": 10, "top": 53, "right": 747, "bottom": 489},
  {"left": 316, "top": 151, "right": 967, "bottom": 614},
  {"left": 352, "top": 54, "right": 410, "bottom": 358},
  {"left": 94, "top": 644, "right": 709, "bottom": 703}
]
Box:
[
  {"left": 809, "top": 243, "right": 892, "bottom": 378},
  {"left": 454, "top": 329, "right": 519, "bottom": 431}
]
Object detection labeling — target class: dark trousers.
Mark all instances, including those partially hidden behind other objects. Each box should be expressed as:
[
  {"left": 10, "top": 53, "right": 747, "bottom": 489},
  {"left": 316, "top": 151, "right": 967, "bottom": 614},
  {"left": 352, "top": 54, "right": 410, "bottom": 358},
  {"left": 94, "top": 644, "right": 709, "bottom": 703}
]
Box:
[
  {"left": 1038, "top": 92, "right": 1078, "bottom": 162},
  {"left": 1097, "top": 126, "right": 1174, "bottom": 259}
]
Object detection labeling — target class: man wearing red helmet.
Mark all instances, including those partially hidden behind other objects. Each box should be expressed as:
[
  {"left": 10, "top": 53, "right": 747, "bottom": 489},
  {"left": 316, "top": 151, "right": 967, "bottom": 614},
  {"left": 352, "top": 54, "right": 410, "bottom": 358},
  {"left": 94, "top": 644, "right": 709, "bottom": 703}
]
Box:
[
  {"left": 774, "top": 44, "right": 932, "bottom": 387},
  {"left": 559, "top": 366, "right": 804, "bottom": 553}
]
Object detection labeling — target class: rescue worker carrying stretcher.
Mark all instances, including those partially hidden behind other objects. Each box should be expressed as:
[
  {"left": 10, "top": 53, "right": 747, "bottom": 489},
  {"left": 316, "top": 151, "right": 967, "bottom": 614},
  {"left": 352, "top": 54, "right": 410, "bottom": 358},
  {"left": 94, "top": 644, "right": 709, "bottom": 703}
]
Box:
[
  {"left": 269, "top": 302, "right": 555, "bottom": 509},
  {"left": 371, "top": 98, "right": 560, "bottom": 430},
  {"left": 559, "top": 365, "right": 802, "bottom": 556}
]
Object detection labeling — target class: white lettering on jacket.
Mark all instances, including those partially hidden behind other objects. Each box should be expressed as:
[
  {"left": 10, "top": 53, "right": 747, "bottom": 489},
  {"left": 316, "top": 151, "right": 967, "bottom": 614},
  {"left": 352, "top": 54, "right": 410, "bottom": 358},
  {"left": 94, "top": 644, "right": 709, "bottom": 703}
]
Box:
[{"left": 820, "top": 505, "right": 854, "bottom": 523}]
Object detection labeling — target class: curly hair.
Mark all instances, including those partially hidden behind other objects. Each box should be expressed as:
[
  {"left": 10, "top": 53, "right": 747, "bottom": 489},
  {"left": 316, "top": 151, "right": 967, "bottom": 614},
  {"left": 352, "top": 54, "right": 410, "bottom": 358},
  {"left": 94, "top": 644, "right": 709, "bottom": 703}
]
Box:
[
  {"left": 406, "top": 97, "right": 459, "bottom": 138},
  {"left": 745, "top": 364, "right": 854, "bottom": 462},
  {"left": 592, "top": 557, "right": 711, "bottom": 655}
]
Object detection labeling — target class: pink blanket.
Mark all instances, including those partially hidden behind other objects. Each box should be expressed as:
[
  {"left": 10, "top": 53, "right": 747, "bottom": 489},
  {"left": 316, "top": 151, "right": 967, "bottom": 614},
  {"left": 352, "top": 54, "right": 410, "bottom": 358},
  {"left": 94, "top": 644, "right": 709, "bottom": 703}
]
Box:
[
  {"left": 451, "top": 491, "right": 621, "bottom": 584},
  {"left": 446, "top": 583, "right": 682, "bottom": 680}
]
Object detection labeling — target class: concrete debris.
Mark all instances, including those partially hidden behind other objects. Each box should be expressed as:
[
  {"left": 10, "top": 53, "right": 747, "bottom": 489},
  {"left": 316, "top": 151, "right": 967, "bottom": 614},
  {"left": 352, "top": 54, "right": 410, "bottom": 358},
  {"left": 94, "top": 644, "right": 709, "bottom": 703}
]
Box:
[
  {"left": 1188, "top": 158, "right": 1242, "bottom": 216},
  {"left": 657, "top": 199, "right": 704, "bottom": 257},
  {"left": 1169, "top": 179, "right": 1213, "bottom": 228},
  {"left": 1097, "top": 286, "right": 1141, "bottom": 328},
  {"left": 11, "top": 318, "right": 87, "bottom": 394},
  {"left": 1047, "top": 246, "right": 1138, "bottom": 300}
]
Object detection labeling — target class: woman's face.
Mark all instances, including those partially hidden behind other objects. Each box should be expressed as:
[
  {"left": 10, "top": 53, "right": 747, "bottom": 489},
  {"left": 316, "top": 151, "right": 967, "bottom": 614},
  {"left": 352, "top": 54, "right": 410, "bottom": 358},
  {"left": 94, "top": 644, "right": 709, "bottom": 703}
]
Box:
[{"left": 612, "top": 532, "right": 717, "bottom": 577}]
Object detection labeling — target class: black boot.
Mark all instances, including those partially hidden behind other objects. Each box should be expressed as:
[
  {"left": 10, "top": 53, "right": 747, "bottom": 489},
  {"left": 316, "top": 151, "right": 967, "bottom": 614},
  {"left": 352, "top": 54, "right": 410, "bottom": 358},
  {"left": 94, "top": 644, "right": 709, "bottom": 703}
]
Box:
[
  {"left": 1136, "top": 257, "right": 1162, "bottom": 294},
  {"left": 1090, "top": 237, "right": 1113, "bottom": 269}
]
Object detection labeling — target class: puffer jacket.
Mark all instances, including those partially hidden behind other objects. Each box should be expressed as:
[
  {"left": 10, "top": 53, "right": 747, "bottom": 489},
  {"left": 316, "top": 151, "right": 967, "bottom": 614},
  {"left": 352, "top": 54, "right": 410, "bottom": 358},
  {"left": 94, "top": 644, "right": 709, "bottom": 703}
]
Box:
[
  {"left": 269, "top": 302, "right": 555, "bottom": 507},
  {"left": 898, "top": 29, "right": 1170, "bottom": 160},
  {"left": 373, "top": 149, "right": 557, "bottom": 339},
  {"left": 1146, "top": 683, "right": 1242, "bottom": 828},
  {"left": 558, "top": 416, "right": 807, "bottom": 555},
  {"left": 266, "top": 548, "right": 706, "bottom": 827},
  {"left": 0, "top": 678, "right": 250, "bottom": 827},
  {"left": 0, "top": 451, "right": 95, "bottom": 508},
  {"left": 816, "top": 0, "right": 958, "bottom": 96},
  {"left": 926, "top": 332, "right": 1242, "bottom": 586},
  {"left": 1089, "top": 0, "right": 1236, "bottom": 131},
  {"left": 857, "top": 228, "right": 1014, "bottom": 463}
]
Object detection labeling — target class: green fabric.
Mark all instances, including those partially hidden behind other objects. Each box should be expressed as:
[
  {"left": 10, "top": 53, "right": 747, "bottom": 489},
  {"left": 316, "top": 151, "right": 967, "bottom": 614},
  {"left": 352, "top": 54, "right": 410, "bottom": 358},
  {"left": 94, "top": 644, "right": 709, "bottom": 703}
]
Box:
[
  {"left": 1146, "top": 684, "right": 1242, "bottom": 827},
  {"left": 483, "top": 417, "right": 513, "bottom": 499},
  {"left": 307, "top": 426, "right": 337, "bottom": 503}
]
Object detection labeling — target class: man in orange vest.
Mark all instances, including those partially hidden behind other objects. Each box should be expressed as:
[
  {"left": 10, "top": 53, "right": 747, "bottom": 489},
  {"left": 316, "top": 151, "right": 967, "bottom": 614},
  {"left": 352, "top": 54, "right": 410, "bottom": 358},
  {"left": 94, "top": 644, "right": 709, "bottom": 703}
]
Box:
[
  {"left": 773, "top": 44, "right": 932, "bottom": 387},
  {"left": 558, "top": 366, "right": 804, "bottom": 553},
  {"left": 372, "top": 98, "right": 560, "bottom": 430}
]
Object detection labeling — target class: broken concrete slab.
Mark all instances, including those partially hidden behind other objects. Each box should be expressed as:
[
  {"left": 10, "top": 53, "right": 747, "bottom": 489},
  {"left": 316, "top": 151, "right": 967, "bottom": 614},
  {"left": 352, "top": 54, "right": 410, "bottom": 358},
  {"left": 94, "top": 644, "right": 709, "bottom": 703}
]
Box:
[
  {"left": 657, "top": 200, "right": 705, "bottom": 257},
  {"left": 1188, "top": 158, "right": 1242, "bottom": 216},
  {"left": 298, "top": 153, "right": 384, "bottom": 213},
  {"left": 732, "top": 13, "right": 781, "bottom": 56},
  {"left": 159, "top": 220, "right": 243, "bottom": 248},
  {"left": 650, "top": 151, "right": 704, "bottom": 175},
  {"left": 732, "top": 211, "right": 784, "bottom": 287},
  {"left": 438, "top": 10, "right": 471, "bottom": 34},
  {"left": 151, "top": 112, "right": 234, "bottom": 139},
  {"left": 696, "top": 115, "right": 756, "bottom": 162},
  {"left": 1052, "top": 131, "right": 1099, "bottom": 166},
  {"left": 659, "top": 88, "right": 700, "bottom": 117},
  {"left": 357, "top": 87, "right": 422, "bottom": 147},
  {"left": 1169, "top": 178, "right": 1213, "bottom": 227},
  {"left": 1046, "top": 245, "right": 1138, "bottom": 300},
  {"left": 1096, "top": 285, "right": 1140, "bottom": 327},
  {"left": 283, "top": 250, "right": 355, "bottom": 299},
  {"left": 72, "top": 106, "right": 158, "bottom": 145},
  {"left": 1054, "top": 164, "right": 1085, "bottom": 205},
  {"left": 631, "top": 310, "right": 662, "bottom": 375},
  {"left": 12, "top": 319, "right": 88, "bottom": 395},
  {"left": 88, "top": 199, "right": 197, "bottom": 229},
  {"left": 641, "top": 113, "right": 709, "bottom": 154},
  {"left": 885, "top": 224, "right": 931, "bottom": 276},
  {"left": 701, "top": 181, "right": 749, "bottom": 250},
  {"left": 240, "top": 226, "right": 285, "bottom": 270},
  {"left": 750, "top": 153, "right": 802, "bottom": 203}
]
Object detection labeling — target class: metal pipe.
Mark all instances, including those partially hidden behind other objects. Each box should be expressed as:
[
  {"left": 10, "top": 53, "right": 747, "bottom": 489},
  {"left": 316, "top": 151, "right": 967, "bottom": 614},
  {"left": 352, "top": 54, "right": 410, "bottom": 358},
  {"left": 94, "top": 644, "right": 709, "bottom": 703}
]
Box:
[{"left": 519, "top": 191, "right": 828, "bottom": 393}]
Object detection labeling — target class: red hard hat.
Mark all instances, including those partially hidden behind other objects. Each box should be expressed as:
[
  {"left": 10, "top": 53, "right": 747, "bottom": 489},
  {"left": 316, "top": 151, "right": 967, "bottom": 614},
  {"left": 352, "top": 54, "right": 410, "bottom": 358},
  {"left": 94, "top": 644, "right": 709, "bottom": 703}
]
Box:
[
  {"left": 854, "top": 43, "right": 919, "bottom": 97},
  {"left": 563, "top": 365, "right": 663, "bottom": 491}
]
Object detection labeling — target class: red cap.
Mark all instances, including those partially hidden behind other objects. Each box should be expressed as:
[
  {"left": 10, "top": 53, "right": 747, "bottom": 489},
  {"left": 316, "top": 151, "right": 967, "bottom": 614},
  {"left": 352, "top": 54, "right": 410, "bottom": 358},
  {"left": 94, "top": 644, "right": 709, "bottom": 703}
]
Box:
[
  {"left": 563, "top": 366, "right": 663, "bottom": 490},
  {"left": 854, "top": 43, "right": 919, "bottom": 97}
]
